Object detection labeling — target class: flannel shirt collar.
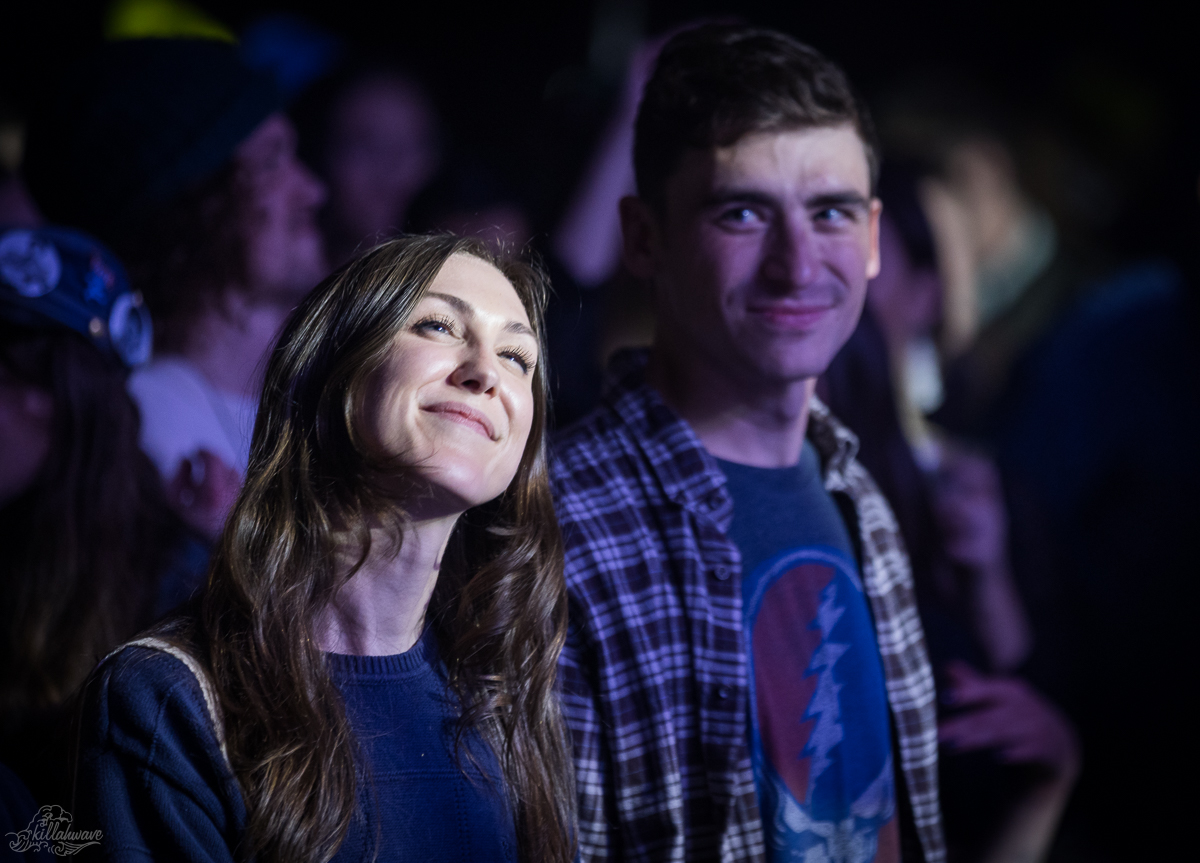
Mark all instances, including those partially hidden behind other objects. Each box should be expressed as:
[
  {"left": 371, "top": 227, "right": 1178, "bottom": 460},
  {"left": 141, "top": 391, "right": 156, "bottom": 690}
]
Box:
[
  {"left": 601, "top": 348, "right": 862, "bottom": 524},
  {"left": 806, "top": 394, "right": 861, "bottom": 494},
  {"left": 602, "top": 348, "right": 733, "bottom": 529}
]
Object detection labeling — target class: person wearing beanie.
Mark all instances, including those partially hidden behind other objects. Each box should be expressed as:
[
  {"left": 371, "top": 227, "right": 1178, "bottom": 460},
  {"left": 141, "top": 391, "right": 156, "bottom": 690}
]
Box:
[
  {"left": 0, "top": 225, "right": 207, "bottom": 808},
  {"left": 24, "top": 34, "right": 328, "bottom": 539}
]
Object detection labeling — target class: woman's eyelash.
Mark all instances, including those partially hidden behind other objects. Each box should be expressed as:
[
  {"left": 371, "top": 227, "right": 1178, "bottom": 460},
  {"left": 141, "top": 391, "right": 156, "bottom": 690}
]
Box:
[
  {"left": 502, "top": 348, "right": 535, "bottom": 373},
  {"left": 413, "top": 316, "right": 534, "bottom": 372},
  {"left": 414, "top": 314, "right": 457, "bottom": 335}
]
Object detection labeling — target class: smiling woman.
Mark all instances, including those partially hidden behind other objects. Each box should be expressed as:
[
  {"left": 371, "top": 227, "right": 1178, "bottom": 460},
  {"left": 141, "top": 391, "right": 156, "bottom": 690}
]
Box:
[
  {"left": 359, "top": 255, "right": 541, "bottom": 518},
  {"left": 75, "top": 235, "right": 576, "bottom": 863}
]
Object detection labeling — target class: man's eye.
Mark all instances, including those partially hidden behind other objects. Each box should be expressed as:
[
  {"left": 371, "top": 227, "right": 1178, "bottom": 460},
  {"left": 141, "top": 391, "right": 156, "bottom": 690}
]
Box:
[
  {"left": 815, "top": 207, "right": 854, "bottom": 225},
  {"left": 719, "top": 207, "right": 761, "bottom": 226}
]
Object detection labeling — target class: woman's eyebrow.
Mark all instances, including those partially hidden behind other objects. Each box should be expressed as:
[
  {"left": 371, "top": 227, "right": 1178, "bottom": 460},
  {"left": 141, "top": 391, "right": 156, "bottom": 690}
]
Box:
[
  {"left": 427, "top": 291, "right": 474, "bottom": 318},
  {"left": 426, "top": 291, "right": 534, "bottom": 338}
]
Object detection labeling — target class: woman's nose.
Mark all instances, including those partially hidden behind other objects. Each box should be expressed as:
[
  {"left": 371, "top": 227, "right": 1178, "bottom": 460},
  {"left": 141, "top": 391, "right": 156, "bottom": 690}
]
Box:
[{"left": 448, "top": 348, "right": 499, "bottom": 395}]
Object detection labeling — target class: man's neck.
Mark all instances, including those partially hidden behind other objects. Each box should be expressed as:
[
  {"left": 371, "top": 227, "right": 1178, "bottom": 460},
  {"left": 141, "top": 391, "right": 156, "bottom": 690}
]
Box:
[
  {"left": 176, "top": 292, "right": 293, "bottom": 397},
  {"left": 646, "top": 343, "right": 815, "bottom": 468}
]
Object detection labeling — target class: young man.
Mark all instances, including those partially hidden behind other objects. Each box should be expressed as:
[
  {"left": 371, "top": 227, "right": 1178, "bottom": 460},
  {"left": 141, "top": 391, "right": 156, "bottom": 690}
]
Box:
[{"left": 551, "top": 25, "right": 944, "bottom": 863}]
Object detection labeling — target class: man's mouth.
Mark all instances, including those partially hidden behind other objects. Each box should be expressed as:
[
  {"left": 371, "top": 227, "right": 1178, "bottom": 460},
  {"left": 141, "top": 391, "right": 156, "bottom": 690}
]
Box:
[{"left": 746, "top": 302, "right": 835, "bottom": 329}]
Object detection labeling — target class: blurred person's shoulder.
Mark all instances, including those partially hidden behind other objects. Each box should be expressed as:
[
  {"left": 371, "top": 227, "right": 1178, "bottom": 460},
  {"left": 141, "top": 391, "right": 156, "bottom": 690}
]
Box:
[
  {"left": 550, "top": 350, "right": 655, "bottom": 479},
  {"left": 1059, "top": 259, "right": 1185, "bottom": 337},
  {"left": 128, "top": 356, "right": 221, "bottom": 413},
  {"left": 1019, "top": 259, "right": 1190, "bottom": 397},
  {"left": 127, "top": 355, "right": 250, "bottom": 476}
]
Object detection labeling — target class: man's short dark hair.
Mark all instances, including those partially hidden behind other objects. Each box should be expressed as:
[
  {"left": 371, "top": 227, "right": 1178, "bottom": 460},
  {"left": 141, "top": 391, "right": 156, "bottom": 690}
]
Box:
[{"left": 634, "top": 24, "right": 879, "bottom": 211}]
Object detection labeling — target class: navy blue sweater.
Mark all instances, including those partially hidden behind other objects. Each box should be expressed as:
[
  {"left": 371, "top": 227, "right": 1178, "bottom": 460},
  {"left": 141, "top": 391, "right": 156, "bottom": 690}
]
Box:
[{"left": 76, "top": 628, "right": 517, "bottom": 862}]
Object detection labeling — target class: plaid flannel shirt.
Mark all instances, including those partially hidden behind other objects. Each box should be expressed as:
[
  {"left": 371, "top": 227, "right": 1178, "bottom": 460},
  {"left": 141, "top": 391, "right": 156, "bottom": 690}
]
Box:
[{"left": 551, "top": 350, "right": 945, "bottom": 863}]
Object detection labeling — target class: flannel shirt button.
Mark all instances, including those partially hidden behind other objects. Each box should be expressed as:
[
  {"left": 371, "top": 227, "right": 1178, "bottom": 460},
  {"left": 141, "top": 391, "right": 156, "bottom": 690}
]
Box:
[
  {"left": 711, "top": 566, "right": 730, "bottom": 581},
  {"left": 703, "top": 492, "right": 721, "bottom": 511},
  {"left": 716, "top": 685, "right": 732, "bottom": 701}
]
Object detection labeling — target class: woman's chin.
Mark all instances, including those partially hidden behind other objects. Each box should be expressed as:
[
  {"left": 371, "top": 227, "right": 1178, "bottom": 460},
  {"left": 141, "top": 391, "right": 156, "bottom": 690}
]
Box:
[{"left": 399, "top": 465, "right": 512, "bottom": 519}]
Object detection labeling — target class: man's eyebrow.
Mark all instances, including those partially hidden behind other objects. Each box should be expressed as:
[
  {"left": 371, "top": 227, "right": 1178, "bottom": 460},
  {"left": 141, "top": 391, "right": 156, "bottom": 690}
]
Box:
[
  {"left": 700, "top": 189, "right": 872, "bottom": 211},
  {"left": 426, "top": 292, "right": 535, "bottom": 339},
  {"left": 700, "top": 189, "right": 779, "bottom": 209},
  {"left": 805, "top": 191, "right": 871, "bottom": 210}
]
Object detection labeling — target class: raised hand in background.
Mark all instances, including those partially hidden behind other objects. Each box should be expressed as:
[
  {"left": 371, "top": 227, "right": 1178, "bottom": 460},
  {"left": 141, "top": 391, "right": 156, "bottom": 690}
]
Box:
[{"left": 165, "top": 449, "right": 241, "bottom": 541}]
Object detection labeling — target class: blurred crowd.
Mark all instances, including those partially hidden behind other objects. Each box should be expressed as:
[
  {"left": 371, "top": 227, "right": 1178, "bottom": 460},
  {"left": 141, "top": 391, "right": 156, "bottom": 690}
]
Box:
[{"left": 1, "top": 2, "right": 1196, "bottom": 861}]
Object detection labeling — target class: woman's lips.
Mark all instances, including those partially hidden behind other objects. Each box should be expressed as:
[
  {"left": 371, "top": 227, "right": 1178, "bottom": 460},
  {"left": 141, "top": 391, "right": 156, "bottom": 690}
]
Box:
[{"left": 423, "top": 402, "right": 497, "bottom": 440}]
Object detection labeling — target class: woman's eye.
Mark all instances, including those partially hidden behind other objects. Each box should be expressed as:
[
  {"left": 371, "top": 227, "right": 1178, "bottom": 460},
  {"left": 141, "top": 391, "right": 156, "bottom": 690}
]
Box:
[
  {"left": 501, "top": 350, "right": 534, "bottom": 374},
  {"left": 414, "top": 316, "right": 456, "bottom": 336}
]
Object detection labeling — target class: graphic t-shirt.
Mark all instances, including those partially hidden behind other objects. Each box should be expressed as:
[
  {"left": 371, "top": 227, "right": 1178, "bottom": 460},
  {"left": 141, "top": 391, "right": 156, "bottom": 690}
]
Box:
[{"left": 718, "top": 442, "right": 899, "bottom": 863}]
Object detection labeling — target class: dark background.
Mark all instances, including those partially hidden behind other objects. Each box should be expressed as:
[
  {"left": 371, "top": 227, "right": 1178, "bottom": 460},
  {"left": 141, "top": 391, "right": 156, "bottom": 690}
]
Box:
[{"left": 4, "top": 0, "right": 1198, "bottom": 269}]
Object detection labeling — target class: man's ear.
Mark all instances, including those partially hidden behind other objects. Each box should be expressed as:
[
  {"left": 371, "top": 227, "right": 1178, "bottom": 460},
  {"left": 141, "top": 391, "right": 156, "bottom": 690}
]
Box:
[
  {"left": 619, "top": 195, "right": 663, "bottom": 280},
  {"left": 864, "top": 197, "right": 883, "bottom": 280}
]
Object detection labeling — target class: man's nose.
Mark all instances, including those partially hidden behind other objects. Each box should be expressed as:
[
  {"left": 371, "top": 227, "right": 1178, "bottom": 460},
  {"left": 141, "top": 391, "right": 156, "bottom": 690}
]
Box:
[
  {"left": 448, "top": 346, "right": 500, "bottom": 395},
  {"left": 759, "top": 218, "right": 819, "bottom": 289}
]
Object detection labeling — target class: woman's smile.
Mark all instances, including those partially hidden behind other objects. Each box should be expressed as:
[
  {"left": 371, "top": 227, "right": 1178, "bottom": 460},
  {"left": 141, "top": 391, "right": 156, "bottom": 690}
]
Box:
[{"left": 422, "top": 400, "right": 498, "bottom": 440}]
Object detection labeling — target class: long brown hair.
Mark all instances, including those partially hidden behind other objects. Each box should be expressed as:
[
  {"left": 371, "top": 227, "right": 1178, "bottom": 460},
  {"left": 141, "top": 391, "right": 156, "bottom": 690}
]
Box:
[
  {"left": 0, "top": 326, "right": 172, "bottom": 729},
  {"left": 172, "top": 234, "right": 574, "bottom": 863}
]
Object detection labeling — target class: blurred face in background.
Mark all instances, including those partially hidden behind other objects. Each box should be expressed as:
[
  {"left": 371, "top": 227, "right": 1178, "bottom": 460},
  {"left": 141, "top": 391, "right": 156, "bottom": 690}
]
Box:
[
  {"left": 326, "top": 76, "right": 440, "bottom": 247},
  {"left": 866, "top": 212, "right": 942, "bottom": 355},
  {"left": 236, "top": 113, "right": 329, "bottom": 302},
  {"left": 0, "top": 356, "right": 51, "bottom": 507}
]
